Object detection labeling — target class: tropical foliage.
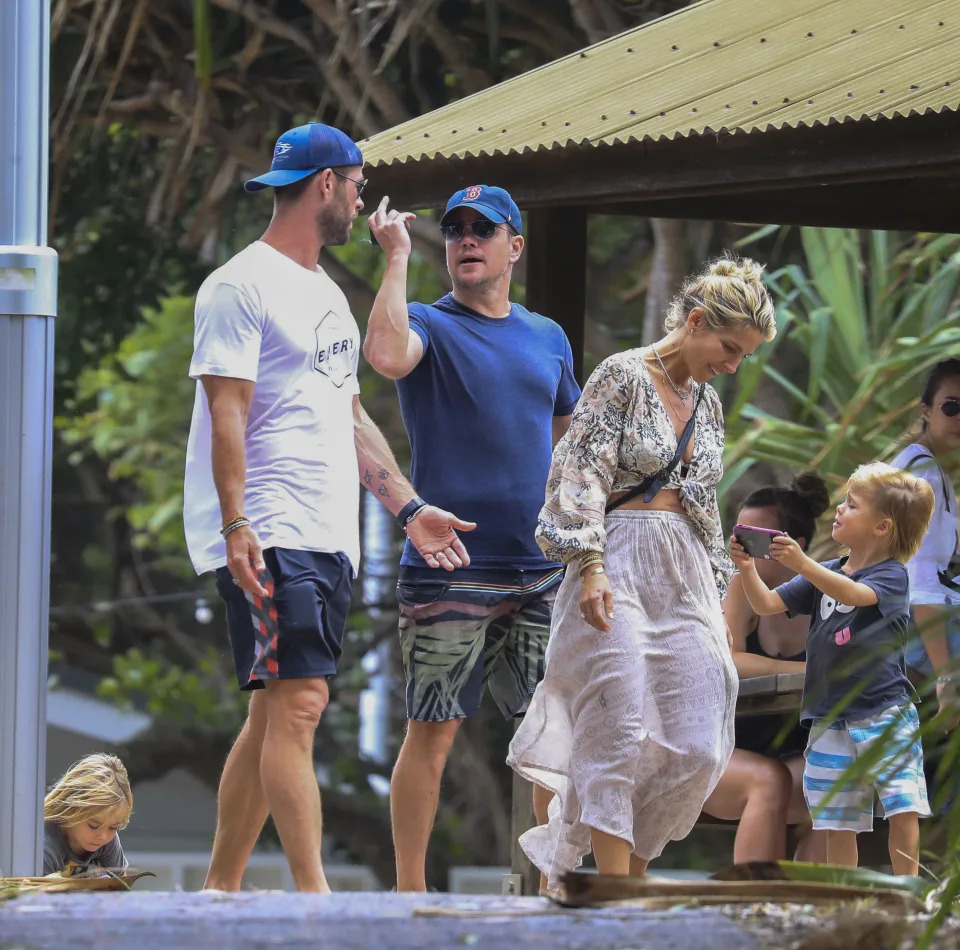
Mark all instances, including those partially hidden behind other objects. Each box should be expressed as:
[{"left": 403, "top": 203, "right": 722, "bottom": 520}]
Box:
[{"left": 722, "top": 228, "right": 960, "bottom": 513}]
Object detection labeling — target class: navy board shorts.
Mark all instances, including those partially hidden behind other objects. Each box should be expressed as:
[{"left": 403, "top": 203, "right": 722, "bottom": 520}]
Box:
[
  {"left": 397, "top": 565, "right": 562, "bottom": 722},
  {"left": 215, "top": 547, "right": 353, "bottom": 690}
]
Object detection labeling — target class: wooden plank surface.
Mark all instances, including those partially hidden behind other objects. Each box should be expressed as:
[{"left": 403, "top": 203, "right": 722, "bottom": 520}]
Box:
[{"left": 736, "top": 674, "right": 803, "bottom": 717}]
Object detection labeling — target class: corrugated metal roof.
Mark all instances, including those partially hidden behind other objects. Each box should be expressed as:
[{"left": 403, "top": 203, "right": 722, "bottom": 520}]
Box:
[{"left": 361, "top": 0, "right": 960, "bottom": 167}]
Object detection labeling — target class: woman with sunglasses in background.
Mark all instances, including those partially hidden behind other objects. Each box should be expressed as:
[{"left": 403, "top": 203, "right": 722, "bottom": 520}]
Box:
[{"left": 891, "top": 358, "right": 960, "bottom": 723}]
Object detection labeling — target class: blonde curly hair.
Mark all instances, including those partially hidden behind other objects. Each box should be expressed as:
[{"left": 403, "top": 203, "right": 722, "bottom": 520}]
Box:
[
  {"left": 44, "top": 753, "right": 133, "bottom": 828},
  {"left": 664, "top": 255, "right": 777, "bottom": 341},
  {"left": 845, "top": 462, "right": 936, "bottom": 563}
]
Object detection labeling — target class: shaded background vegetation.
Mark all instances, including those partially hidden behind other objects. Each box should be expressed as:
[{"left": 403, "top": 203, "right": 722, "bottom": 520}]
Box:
[{"left": 48, "top": 0, "right": 960, "bottom": 888}]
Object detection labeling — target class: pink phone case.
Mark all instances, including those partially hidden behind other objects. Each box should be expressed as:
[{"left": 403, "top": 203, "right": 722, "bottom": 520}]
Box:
[{"left": 732, "top": 523, "right": 785, "bottom": 559}]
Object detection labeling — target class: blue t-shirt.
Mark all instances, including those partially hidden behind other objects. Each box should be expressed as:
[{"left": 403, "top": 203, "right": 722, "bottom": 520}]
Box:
[
  {"left": 776, "top": 557, "right": 912, "bottom": 722},
  {"left": 397, "top": 293, "right": 581, "bottom": 569}
]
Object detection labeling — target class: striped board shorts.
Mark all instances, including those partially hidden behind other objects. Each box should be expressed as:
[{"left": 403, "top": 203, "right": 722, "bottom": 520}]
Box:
[
  {"left": 803, "top": 703, "right": 930, "bottom": 832},
  {"left": 397, "top": 565, "right": 562, "bottom": 721}
]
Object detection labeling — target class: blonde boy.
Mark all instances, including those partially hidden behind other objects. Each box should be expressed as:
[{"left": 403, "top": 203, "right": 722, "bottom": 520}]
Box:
[
  {"left": 731, "top": 463, "right": 935, "bottom": 874},
  {"left": 43, "top": 753, "right": 132, "bottom": 876}
]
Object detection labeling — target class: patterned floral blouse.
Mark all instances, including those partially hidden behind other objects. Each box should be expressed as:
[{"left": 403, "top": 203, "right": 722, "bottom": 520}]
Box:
[{"left": 536, "top": 348, "right": 734, "bottom": 597}]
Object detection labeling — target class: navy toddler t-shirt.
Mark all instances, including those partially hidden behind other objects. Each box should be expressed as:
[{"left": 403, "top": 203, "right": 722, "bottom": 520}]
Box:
[
  {"left": 397, "top": 293, "right": 581, "bottom": 569},
  {"left": 776, "top": 557, "right": 912, "bottom": 722}
]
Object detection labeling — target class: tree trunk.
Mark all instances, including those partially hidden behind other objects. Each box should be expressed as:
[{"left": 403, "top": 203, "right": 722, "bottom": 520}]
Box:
[{"left": 642, "top": 217, "right": 688, "bottom": 344}]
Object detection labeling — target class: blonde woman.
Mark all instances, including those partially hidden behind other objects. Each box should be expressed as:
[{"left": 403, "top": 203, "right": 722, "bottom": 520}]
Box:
[
  {"left": 508, "top": 257, "right": 777, "bottom": 891},
  {"left": 43, "top": 753, "right": 132, "bottom": 875}
]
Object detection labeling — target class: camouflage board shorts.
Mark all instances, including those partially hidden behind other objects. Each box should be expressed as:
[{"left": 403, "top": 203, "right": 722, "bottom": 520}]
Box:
[{"left": 397, "top": 565, "right": 562, "bottom": 721}]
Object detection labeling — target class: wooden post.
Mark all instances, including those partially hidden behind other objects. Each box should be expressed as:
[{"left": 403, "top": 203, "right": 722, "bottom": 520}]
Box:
[
  {"left": 507, "top": 207, "right": 587, "bottom": 895},
  {"left": 525, "top": 206, "right": 587, "bottom": 384},
  {"left": 509, "top": 733, "right": 540, "bottom": 896}
]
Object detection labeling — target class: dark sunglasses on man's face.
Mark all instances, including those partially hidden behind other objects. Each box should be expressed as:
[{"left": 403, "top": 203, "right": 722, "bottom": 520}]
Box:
[
  {"left": 440, "top": 219, "right": 507, "bottom": 242},
  {"left": 940, "top": 398, "right": 960, "bottom": 418},
  {"left": 331, "top": 169, "right": 367, "bottom": 197}
]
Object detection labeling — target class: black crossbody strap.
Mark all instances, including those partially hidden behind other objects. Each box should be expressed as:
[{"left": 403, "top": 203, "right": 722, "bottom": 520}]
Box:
[{"left": 606, "top": 385, "right": 705, "bottom": 514}]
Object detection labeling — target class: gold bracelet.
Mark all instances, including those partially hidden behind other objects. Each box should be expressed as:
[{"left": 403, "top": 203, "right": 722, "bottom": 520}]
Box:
[
  {"left": 578, "top": 556, "right": 605, "bottom": 576},
  {"left": 581, "top": 565, "right": 606, "bottom": 579},
  {"left": 578, "top": 551, "right": 603, "bottom": 566}
]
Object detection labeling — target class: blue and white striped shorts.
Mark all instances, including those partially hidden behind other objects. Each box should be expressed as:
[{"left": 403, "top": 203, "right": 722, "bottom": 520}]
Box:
[{"left": 803, "top": 703, "right": 930, "bottom": 833}]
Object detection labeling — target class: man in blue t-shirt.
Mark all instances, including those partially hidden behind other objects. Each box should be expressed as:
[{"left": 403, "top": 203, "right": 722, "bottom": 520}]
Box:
[{"left": 366, "top": 184, "right": 581, "bottom": 891}]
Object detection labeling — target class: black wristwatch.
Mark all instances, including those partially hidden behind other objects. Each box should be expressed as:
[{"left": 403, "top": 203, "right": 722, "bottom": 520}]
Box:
[{"left": 396, "top": 496, "right": 428, "bottom": 529}]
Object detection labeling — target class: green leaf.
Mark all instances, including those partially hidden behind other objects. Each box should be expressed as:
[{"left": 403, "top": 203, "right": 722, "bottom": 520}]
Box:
[{"left": 193, "top": 0, "right": 212, "bottom": 87}]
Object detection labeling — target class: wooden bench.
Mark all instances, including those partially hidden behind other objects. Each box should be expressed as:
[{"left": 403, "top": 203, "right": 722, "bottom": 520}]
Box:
[{"left": 509, "top": 674, "right": 805, "bottom": 894}]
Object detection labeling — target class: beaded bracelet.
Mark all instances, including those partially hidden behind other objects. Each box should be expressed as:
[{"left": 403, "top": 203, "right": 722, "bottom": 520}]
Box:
[{"left": 221, "top": 517, "right": 251, "bottom": 538}]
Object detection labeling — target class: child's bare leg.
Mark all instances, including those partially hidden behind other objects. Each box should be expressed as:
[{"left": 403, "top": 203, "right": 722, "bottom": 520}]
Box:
[
  {"left": 826, "top": 829, "right": 858, "bottom": 867},
  {"left": 628, "top": 853, "right": 649, "bottom": 877},
  {"left": 887, "top": 812, "right": 920, "bottom": 876}
]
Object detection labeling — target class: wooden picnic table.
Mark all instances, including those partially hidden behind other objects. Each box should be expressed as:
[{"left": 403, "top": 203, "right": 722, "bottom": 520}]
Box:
[
  {"left": 509, "top": 674, "right": 806, "bottom": 894},
  {"left": 736, "top": 672, "right": 804, "bottom": 717}
]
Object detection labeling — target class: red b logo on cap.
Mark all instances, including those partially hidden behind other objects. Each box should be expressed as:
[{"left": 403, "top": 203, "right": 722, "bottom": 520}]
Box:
[{"left": 464, "top": 186, "right": 482, "bottom": 200}]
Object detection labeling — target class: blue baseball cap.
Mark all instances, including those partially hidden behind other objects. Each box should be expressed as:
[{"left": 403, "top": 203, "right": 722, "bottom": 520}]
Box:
[
  {"left": 244, "top": 123, "right": 363, "bottom": 192},
  {"left": 440, "top": 185, "right": 522, "bottom": 235}
]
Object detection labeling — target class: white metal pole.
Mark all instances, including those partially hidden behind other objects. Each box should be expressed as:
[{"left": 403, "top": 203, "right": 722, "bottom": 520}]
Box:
[
  {"left": 0, "top": 0, "right": 57, "bottom": 876},
  {"left": 359, "top": 493, "right": 395, "bottom": 768}
]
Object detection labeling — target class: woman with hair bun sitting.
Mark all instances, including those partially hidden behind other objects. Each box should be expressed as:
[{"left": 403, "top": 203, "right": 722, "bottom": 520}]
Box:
[{"left": 702, "top": 472, "right": 830, "bottom": 863}]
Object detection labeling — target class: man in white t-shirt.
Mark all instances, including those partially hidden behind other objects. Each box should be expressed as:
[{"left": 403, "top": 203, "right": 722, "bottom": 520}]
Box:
[{"left": 184, "top": 122, "right": 475, "bottom": 893}]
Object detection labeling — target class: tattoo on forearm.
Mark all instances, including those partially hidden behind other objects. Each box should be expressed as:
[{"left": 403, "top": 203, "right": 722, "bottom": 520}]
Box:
[{"left": 362, "top": 466, "right": 393, "bottom": 499}]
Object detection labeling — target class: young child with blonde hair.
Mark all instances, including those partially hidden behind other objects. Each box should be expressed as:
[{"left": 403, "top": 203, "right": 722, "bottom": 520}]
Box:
[
  {"left": 731, "top": 463, "right": 935, "bottom": 875},
  {"left": 43, "top": 753, "right": 132, "bottom": 875}
]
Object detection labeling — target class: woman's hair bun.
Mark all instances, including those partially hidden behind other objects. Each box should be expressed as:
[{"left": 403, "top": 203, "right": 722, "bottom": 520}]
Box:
[
  {"left": 788, "top": 471, "right": 830, "bottom": 518},
  {"left": 709, "top": 256, "right": 764, "bottom": 283},
  {"left": 709, "top": 258, "right": 739, "bottom": 278}
]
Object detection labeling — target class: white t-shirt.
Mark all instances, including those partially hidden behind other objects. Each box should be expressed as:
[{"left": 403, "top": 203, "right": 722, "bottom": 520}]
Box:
[
  {"left": 184, "top": 240, "right": 361, "bottom": 575},
  {"left": 890, "top": 443, "right": 959, "bottom": 606}
]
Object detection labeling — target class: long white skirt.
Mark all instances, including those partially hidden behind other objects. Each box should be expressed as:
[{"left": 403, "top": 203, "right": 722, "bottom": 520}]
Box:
[{"left": 507, "top": 510, "right": 737, "bottom": 889}]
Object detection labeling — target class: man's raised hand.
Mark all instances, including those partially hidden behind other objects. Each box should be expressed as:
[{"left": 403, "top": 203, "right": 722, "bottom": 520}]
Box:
[{"left": 368, "top": 196, "right": 416, "bottom": 258}]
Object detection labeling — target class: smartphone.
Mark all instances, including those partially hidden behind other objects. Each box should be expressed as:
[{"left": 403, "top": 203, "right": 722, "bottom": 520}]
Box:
[{"left": 733, "top": 523, "right": 785, "bottom": 559}]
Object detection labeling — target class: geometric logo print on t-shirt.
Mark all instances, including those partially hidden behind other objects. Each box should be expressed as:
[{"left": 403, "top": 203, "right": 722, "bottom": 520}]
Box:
[{"left": 314, "top": 309, "right": 356, "bottom": 387}]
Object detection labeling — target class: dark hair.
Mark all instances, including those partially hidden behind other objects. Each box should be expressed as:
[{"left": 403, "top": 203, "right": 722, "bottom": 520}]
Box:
[
  {"left": 274, "top": 170, "right": 320, "bottom": 206},
  {"left": 740, "top": 471, "right": 830, "bottom": 549},
  {"left": 921, "top": 358, "right": 960, "bottom": 430}
]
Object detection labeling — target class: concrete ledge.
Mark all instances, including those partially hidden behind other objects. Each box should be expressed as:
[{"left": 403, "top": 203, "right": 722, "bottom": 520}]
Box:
[{"left": 0, "top": 891, "right": 759, "bottom": 950}]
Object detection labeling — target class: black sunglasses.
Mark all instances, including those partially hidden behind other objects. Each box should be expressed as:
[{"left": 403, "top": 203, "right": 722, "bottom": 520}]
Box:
[
  {"left": 940, "top": 398, "right": 960, "bottom": 418},
  {"left": 331, "top": 169, "right": 367, "bottom": 197},
  {"left": 440, "top": 219, "right": 508, "bottom": 242}
]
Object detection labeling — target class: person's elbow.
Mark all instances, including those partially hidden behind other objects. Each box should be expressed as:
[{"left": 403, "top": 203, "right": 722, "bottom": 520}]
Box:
[
  {"left": 362, "top": 338, "right": 412, "bottom": 379},
  {"left": 362, "top": 329, "right": 421, "bottom": 379},
  {"left": 753, "top": 594, "right": 786, "bottom": 616}
]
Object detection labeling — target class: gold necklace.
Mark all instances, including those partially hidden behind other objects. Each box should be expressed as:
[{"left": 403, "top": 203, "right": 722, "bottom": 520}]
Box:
[
  {"left": 661, "top": 383, "right": 692, "bottom": 423},
  {"left": 652, "top": 345, "right": 693, "bottom": 401}
]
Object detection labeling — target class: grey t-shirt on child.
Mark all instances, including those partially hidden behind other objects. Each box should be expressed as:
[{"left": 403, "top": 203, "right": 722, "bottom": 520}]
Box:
[{"left": 43, "top": 820, "right": 127, "bottom": 875}]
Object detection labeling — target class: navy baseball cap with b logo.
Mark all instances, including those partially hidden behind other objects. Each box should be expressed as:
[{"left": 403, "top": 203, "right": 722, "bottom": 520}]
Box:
[
  {"left": 244, "top": 122, "right": 364, "bottom": 192},
  {"left": 440, "top": 185, "right": 523, "bottom": 235}
]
